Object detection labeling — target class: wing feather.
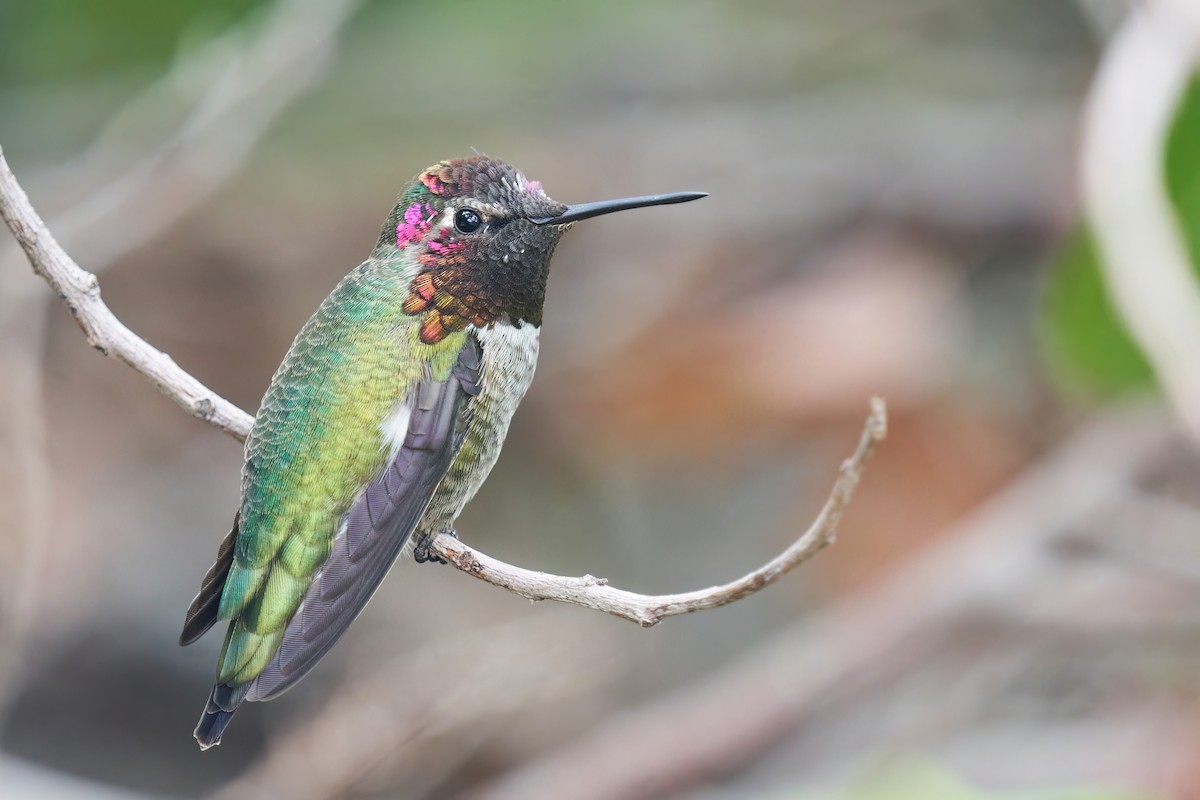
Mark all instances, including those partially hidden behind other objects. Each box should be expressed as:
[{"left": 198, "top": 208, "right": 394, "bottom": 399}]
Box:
[
  {"left": 246, "top": 336, "right": 482, "bottom": 701},
  {"left": 179, "top": 514, "right": 239, "bottom": 646}
]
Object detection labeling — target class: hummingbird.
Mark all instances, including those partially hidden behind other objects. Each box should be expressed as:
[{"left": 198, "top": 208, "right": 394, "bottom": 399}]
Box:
[{"left": 179, "top": 155, "right": 705, "bottom": 749}]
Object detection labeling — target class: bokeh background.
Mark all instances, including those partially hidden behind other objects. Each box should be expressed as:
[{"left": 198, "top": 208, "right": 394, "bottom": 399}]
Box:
[{"left": 3, "top": 1, "right": 1199, "bottom": 798}]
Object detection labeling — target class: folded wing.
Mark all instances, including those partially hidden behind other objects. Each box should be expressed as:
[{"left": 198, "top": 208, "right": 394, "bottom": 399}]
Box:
[{"left": 247, "top": 335, "right": 483, "bottom": 700}]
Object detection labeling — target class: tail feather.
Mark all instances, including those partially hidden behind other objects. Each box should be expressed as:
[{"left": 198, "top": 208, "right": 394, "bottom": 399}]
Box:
[
  {"left": 194, "top": 682, "right": 249, "bottom": 750},
  {"left": 180, "top": 513, "right": 239, "bottom": 646}
]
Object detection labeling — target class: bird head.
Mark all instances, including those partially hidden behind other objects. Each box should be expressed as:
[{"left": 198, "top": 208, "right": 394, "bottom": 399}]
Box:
[{"left": 380, "top": 156, "right": 704, "bottom": 344}]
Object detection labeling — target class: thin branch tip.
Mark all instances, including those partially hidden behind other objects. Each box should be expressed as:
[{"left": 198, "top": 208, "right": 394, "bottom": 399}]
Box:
[
  {"left": 424, "top": 399, "right": 885, "bottom": 624},
  {"left": 868, "top": 395, "right": 888, "bottom": 439}
]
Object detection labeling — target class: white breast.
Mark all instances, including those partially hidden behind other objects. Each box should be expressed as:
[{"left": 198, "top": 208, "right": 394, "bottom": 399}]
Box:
[
  {"left": 419, "top": 322, "right": 541, "bottom": 529},
  {"left": 476, "top": 322, "right": 541, "bottom": 399}
]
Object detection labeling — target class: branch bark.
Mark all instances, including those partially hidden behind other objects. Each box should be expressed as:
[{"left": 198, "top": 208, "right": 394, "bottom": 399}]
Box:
[
  {"left": 0, "top": 143, "right": 886, "bottom": 619},
  {"left": 0, "top": 147, "right": 255, "bottom": 440},
  {"left": 435, "top": 398, "right": 885, "bottom": 625}
]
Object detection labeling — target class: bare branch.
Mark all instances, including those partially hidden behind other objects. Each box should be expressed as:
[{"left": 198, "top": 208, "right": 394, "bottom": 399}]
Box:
[
  {"left": 0, "top": 146, "right": 255, "bottom": 440},
  {"left": 0, "top": 143, "right": 885, "bottom": 617},
  {"left": 433, "top": 397, "right": 886, "bottom": 626}
]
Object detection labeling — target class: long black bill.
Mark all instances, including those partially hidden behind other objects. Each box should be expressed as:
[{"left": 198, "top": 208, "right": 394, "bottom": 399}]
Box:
[{"left": 527, "top": 191, "right": 707, "bottom": 226}]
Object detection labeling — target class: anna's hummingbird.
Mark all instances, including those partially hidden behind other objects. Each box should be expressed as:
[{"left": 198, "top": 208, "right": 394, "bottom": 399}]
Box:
[{"left": 179, "top": 156, "right": 704, "bottom": 749}]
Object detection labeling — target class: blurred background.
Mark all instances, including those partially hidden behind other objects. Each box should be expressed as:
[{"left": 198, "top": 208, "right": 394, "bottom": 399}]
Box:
[{"left": 3, "top": 0, "right": 1199, "bottom": 798}]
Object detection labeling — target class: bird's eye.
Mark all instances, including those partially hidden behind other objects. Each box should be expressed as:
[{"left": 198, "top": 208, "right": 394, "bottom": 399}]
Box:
[{"left": 454, "top": 208, "right": 482, "bottom": 234}]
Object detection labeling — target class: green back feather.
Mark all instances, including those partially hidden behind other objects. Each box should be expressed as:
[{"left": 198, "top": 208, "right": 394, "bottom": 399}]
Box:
[{"left": 215, "top": 256, "right": 465, "bottom": 684}]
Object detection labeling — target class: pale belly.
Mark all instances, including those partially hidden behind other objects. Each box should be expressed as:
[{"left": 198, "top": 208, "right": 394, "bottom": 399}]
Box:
[{"left": 418, "top": 322, "right": 540, "bottom": 532}]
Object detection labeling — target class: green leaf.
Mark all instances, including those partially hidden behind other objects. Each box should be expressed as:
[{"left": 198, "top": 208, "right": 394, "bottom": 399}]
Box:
[
  {"left": 1039, "top": 228, "right": 1154, "bottom": 396},
  {"left": 1039, "top": 75, "right": 1200, "bottom": 397},
  {"left": 1165, "top": 76, "right": 1200, "bottom": 270}
]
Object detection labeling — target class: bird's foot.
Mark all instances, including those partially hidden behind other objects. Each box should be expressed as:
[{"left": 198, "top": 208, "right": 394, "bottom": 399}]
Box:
[{"left": 413, "top": 529, "right": 455, "bottom": 564}]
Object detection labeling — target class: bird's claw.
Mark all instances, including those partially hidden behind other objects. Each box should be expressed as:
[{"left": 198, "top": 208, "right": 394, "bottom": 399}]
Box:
[{"left": 413, "top": 529, "right": 455, "bottom": 564}]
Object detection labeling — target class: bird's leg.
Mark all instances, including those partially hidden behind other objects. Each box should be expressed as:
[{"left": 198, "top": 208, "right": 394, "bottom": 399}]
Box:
[{"left": 413, "top": 528, "right": 456, "bottom": 565}]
